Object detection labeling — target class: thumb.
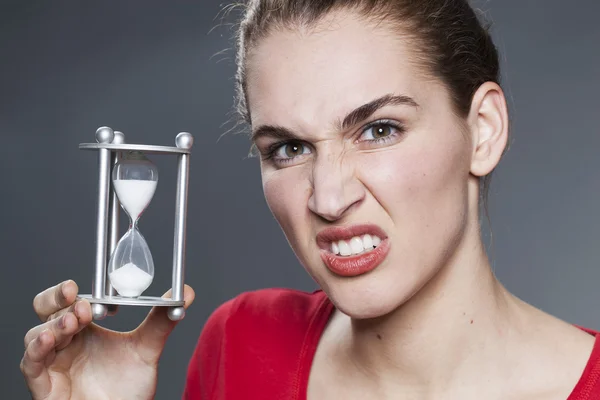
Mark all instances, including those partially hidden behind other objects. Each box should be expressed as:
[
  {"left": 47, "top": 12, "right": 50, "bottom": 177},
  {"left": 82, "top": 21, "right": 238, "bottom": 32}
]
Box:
[{"left": 133, "top": 285, "right": 195, "bottom": 354}]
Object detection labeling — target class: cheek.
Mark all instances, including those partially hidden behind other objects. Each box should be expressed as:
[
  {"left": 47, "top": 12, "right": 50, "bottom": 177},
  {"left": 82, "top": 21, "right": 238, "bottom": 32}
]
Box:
[
  {"left": 358, "top": 134, "right": 470, "bottom": 246},
  {"left": 262, "top": 168, "right": 311, "bottom": 248}
]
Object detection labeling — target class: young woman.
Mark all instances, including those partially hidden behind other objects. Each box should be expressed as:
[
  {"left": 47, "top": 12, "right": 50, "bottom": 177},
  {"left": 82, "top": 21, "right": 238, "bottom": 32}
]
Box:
[{"left": 21, "top": 1, "right": 600, "bottom": 399}]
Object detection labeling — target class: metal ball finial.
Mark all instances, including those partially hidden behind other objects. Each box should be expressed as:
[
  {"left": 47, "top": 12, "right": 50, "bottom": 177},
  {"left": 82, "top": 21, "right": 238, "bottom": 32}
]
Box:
[
  {"left": 167, "top": 306, "right": 186, "bottom": 321},
  {"left": 95, "top": 126, "right": 114, "bottom": 144},
  {"left": 175, "top": 132, "right": 194, "bottom": 149},
  {"left": 91, "top": 303, "right": 108, "bottom": 320},
  {"left": 112, "top": 131, "right": 126, "bottom": 145}
]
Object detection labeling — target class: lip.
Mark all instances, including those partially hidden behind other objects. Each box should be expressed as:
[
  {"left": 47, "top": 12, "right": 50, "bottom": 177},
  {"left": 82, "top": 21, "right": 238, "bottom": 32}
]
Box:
[{"left": 316, "top": 224, "right": 390, "bottom": 277}]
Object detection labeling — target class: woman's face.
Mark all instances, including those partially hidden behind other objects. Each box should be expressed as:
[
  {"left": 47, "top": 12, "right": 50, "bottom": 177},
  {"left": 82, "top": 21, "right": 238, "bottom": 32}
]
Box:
[{"left": 246, "top": 13, "right": 478, "bottom": 318}]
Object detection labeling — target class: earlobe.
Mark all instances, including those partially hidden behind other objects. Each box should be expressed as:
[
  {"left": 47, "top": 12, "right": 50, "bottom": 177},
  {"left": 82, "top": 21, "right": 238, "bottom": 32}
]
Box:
[{"left": 469, "top": 82, "right": 509, "bottom": 177}]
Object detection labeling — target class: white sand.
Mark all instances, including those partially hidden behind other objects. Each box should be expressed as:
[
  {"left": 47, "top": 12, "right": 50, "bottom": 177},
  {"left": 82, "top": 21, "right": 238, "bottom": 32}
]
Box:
[
  {"left": 109, "top": 262, "right": 153, "bottom": 297},
  {"left": 113, "top": 179, "right": 157, "bottom": 220}
]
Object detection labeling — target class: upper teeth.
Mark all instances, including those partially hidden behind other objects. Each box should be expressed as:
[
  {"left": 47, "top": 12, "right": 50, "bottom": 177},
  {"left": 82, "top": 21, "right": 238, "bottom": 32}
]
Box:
[{"left": 331, "top": 235, "right": 382, "bottom": 256}]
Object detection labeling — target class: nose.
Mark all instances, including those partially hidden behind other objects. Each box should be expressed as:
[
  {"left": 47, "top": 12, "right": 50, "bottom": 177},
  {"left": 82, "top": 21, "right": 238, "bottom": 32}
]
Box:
[{"left": 307, "top": 152, "right": 365, "bottom": 221}]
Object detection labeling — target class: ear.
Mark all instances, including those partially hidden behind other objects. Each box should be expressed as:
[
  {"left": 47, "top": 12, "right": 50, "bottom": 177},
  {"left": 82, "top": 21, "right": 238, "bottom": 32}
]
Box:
[{"left": 467, "top": 82, "right": 509, "bottom": 177}]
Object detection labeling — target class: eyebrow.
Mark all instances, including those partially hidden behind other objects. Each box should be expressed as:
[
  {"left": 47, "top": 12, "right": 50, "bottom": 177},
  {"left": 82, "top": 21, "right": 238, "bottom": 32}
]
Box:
[{"left": 250, "top": 94, "right": 419, "bottom": 143}]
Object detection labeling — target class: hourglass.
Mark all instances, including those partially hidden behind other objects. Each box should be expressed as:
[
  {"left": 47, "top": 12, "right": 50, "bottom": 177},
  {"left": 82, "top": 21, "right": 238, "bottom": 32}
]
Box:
[{"left": 78, "top": 126, "right": 193, "bottom": 321}]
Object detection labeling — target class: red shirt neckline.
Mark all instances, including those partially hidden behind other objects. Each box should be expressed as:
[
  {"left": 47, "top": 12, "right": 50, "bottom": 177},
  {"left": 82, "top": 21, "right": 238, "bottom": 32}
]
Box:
[
  {"left": 568, "top": 326, "right": 600, "bottom": 399},
  {"left": 295, "top": 290, "right": 335, "bottom": 399},
  {"left": 297, "top": 290, "right": 600, "bottom": 400}
]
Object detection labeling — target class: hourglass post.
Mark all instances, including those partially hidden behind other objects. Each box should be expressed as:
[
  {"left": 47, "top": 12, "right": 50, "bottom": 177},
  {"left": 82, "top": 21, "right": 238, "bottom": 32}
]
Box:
[
  {"left": 92, "top": 126, "right": 115, "bottom": 320},
  {"left": 106, "top": 131, "right": 125, "bottom": 315},
  {"left": 168, "top": 132, "right": 193, "bottom": 321}
]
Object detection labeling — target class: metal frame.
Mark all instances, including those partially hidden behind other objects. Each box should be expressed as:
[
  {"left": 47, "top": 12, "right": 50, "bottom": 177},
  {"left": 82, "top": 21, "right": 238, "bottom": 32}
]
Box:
[
  {"left": 78, "top": 127, "right": 193, "bottom": 321},
  {"left": 79, "top": 143, "right": 191, "bottom": 155}
]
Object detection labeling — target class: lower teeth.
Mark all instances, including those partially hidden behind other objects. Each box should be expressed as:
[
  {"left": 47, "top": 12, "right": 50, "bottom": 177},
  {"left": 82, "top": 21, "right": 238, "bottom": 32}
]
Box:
[{"left": 338, "top": 245, "right": 377, "bottom": 257}]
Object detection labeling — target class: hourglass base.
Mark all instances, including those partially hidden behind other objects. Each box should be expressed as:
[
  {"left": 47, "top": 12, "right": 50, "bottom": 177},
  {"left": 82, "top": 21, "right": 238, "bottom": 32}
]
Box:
[{"left": 78, "top": 294, "right": 185, "bottom": 307}]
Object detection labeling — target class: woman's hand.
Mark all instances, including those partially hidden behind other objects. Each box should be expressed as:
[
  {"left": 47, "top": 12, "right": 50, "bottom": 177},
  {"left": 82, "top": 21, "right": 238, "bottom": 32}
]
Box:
[{"left": 21, "top": 280, "right": 195, "bottom": 400}]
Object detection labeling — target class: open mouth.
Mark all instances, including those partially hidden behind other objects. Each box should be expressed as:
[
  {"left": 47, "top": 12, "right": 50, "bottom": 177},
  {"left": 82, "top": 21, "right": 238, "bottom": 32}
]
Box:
[{"left": 316, "top": 224, "right": 390, "bottom": 277}]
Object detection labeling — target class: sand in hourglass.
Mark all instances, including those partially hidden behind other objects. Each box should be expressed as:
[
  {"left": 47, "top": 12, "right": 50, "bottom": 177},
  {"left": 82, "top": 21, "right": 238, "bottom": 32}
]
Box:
[
  {"left": 109, "top": 179, "right": 157, "bottom": 297},
  {"left": 109, "top": 263, "right": 153, "bottom": 297},
  {"left": 113, "top": 180, "right": 157, "bottom": 221}
]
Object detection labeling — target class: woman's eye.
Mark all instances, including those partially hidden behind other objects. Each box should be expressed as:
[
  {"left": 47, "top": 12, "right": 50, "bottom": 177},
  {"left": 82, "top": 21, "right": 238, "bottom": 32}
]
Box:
[
  {"left": 361, "top": 123, "right": 396, "bottom": 141},
  {"left": 275, "top": 142, "right": 310, "bottom": 160}
]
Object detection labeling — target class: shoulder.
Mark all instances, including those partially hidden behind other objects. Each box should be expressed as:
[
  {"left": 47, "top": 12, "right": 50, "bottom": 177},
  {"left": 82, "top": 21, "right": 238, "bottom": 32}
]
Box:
[
  {"left": 199, "top": 287, "right": 327, "bottom": 330},
  {"left": 227, "top": 287, "right": 329, "bottom": 328},
  {"left": 198, "top": 287, "right": 327, "bottom": 338},
  {"left": 183, "top": 288, "right": 330, "bottom": 399}
]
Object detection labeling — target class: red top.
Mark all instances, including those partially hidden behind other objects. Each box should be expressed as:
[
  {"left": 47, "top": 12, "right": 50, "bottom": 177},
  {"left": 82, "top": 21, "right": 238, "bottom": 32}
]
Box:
[{"left": 183, "top": 288, "right": 600, "bottom": 399}]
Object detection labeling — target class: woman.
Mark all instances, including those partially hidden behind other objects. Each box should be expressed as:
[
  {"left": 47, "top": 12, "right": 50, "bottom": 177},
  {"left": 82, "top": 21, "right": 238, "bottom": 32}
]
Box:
[{"left": 20, "top": 0, "right": 600, "bottom": 399}]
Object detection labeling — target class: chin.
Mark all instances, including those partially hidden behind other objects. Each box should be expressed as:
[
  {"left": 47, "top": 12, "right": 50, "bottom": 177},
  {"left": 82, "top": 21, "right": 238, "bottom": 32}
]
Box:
[{"left": 318, "top": 268, "right": 420, "bottom": 320}]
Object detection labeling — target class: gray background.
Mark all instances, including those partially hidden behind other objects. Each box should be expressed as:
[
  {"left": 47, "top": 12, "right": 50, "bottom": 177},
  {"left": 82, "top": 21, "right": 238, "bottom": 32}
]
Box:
[{"left": 1, "top": 0, "right": 598, "bottom": 398}]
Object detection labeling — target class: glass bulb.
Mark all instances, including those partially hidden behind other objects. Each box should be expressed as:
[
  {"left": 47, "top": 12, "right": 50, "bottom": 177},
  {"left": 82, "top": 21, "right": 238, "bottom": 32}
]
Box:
[
  {"left": 112, "top": 151, "right": 158, "bottom": 221},
  {"left": 108, "top": 228, "right": 154, "bottom": 297},
  {"left": 108, "top": 151, "right": 158, "bottom": 298}
]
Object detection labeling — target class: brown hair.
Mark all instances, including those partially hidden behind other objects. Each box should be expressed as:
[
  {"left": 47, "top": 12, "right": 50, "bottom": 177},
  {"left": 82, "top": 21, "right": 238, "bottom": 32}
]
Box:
[{"left": 232, "top": 0, "right": 503, "bottom": 214}]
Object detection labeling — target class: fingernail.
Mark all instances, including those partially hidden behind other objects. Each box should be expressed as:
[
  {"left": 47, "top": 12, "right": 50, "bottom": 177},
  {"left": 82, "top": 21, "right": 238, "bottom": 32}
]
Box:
[
  {"left": 39, "top": 329, "right": 49, "bottom": 343},
  {"left": 62, "top": 280, "right": 75, "bottom": 299},
  {"left": 60, "top": 284, "right": 68, "bottom": 301},
  {"left": 58, "top": 314, "right": 66, "bottom": 329}
]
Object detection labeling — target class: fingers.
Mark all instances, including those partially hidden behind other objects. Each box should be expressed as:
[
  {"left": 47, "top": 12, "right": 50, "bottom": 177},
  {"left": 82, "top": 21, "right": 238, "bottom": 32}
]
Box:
[
  {"left": 33, "top": 280, "right": 79, "bottom": 322},
  {"left": 24, "top": 299, "right": 93, "bottom": 350},
  {"left": 21, "top": 298, "right": 93, "bottom": 398},
  {"left": 20, "top": 329, "right": 55, "bottom": 398},
  {"left": 46, "top": 296, "right": 93, "bottom": 326},
  {"left": 134, "top": 285, "right": 196, "bottom": 353}
]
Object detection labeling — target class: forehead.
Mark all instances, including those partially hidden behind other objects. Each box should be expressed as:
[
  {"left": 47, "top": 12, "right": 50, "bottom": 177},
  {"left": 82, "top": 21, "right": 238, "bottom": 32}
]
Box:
[{"left": 245, "top": 13, "right": 433, "bottom": 131}]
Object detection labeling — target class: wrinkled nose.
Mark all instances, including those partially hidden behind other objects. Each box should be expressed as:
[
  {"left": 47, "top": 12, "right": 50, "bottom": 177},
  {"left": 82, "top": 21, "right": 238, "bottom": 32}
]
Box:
[{"left": 307, "top": 154, "right": 364, "bottom": 221}]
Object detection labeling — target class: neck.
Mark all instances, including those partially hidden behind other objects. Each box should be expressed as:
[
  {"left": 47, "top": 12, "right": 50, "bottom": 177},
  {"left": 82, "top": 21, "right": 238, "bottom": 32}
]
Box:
[{"left": 335, "top": 221, "right": 525, "bottom": 394}]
